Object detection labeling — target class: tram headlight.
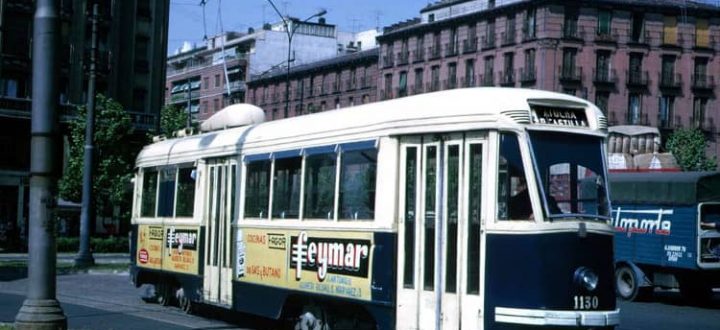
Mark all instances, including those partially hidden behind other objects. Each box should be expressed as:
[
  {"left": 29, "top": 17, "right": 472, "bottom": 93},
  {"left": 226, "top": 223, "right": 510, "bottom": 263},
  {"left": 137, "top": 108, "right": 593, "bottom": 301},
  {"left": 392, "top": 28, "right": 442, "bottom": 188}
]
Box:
[{"left": 574, "top": 267, "right": 599, "bottom": 292}]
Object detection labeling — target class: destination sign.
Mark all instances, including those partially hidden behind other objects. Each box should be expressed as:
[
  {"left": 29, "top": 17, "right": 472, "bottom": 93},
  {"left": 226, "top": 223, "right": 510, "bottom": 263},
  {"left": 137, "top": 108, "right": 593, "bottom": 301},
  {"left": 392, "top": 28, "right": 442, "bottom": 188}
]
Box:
[{"left": 531, "top": 105, "right": 589, "bottom": 127}]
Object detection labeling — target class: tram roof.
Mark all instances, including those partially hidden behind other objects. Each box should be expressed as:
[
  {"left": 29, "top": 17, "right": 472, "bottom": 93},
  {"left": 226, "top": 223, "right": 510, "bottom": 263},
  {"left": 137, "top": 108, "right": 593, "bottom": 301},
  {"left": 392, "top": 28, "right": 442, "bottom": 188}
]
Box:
[{"left": 137, "top": 88, "right": 602, "bottom": 167}]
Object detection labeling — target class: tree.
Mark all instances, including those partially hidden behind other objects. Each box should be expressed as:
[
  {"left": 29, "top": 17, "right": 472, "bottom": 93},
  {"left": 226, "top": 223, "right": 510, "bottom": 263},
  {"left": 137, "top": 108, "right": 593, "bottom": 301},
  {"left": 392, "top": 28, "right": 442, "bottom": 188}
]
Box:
[
  {"left": 59, "top": 95, "right": 136, "bottom": 218},
  {"left": 158, "top": 104, "right": 188, "bottom": 137},
  {"left": 665, "top": 128, "right": 717, "bottom": 171}
]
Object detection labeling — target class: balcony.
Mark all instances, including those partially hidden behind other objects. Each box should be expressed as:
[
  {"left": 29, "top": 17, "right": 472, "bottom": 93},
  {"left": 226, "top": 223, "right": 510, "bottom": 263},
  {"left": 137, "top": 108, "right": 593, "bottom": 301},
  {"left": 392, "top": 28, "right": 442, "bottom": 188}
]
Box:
[
  {"left": 445, "top": 42, "right": 459, "bottom": 57},
  {"left": 395, "top": 86, "right": 408, "bottom": 98},
  {"left": 428, "top": 46, "right": 442, "bottom": 60},
  {"left": 561, "top": 23, "right": 584, "bottom": 41},
  {"left": 659, "top": 73, "right": 682, "bottom": 90},
  {"left": 0, "top": 96, "right": 75, "bottom": 120},
  {"left": 332, "top": 82, "right": 341, "bottom": 94},
  {"left": 499, "top": 70, "right": 515, "bottom": 86},
  {"left": 501, "top": 30, "right": 516, "bottom": 46},
  {"left": 692, "top": 74, "right": 715, "bottom": 92},
  {"left": 170, "top": 90, "right": 200, "bottom": 103},
  {"left": 627, "top": 30, "right": 651, "bottom": 47},
  {"left": 594, "top": 28, "right": 619, "bottom": 44},
  {"left": 345, "top": 79, "right": 357, "bottom": 91},
  {"left": 593, "top": 69, "right": 617, "bottom": 85},
  {"left": 462, "top": 38, "right": 478, "bottom": 54},
  {"left": 412, "top": 49, "right": 425, "bottom": 63},
  {"left": 626, "top": 70, "right": 649, "bottom": 87},
  {"left": 382, "top": 54, "right": 395, "bottom": 68},
  {"left": 443, "top": 78, "right": 458, "bottom": 90},
  {"left": 460, "top": 75, "right": 476, "bottom": 88},
  {"left": 658, "top": 114, "right": 674, "bottom": 130},
  {"left": 626, "top": 113, "right": 650, "bottom": 126},
  {"left": 479, "top": 73, "right": 494, "bottom": 86},
  {"left": 411, "top": 84, "right": 425, "bottom": 95},
  {"left": 520, "top": 67, "right": 536, "bottom": 84},
  {"left": 397, "top": 51, "right": 410, "bottom": 66},
  {"left": 227, "top": 80, "right": 246, "bottom": 92},
  {"left": 381, "top": 89, "right": 393, "bottom": 100},
  {"left": 360, "top": 77, "right": 371, "bottom": 89},
  {"left": 661, "top": 31, "right": 684, "bottom": 49},
  {"left": 481, "top": 35, "right": 496, "bottom": 50},
  {"left": 426, "top": 80, "right": 441, "bottom": 92},
  {"left": 559, "top": 66, "right": 582, "bottom": 83},
  {"left": 694, "top": 34, "right": 717, "bottom": 51}
]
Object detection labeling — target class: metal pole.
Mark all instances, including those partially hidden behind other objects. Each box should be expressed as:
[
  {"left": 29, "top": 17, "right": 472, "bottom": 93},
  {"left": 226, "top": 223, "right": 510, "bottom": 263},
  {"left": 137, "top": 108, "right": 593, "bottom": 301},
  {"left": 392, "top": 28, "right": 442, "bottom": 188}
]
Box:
[
  {"left": 75, "top": 3, "right": 98, "bottom": 268},
  {"left": 14, "top": 0, "right": 67, "bottom": 327},
  {"left": 285, "top": 31, "right": 291, "bottom": 117},
  {"left": 186, "top": 76, "right": 191, "bottom": 129}
]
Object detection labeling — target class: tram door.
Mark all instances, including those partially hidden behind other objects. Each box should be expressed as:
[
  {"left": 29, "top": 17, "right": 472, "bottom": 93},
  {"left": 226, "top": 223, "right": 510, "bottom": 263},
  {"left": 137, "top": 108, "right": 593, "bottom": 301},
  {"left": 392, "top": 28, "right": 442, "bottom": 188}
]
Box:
[
  {"left": 203, "top": 160, "right": 237, "bottom": 306},
  {"left": 397, "top": 134, "right": 486, "bottom": 329}
]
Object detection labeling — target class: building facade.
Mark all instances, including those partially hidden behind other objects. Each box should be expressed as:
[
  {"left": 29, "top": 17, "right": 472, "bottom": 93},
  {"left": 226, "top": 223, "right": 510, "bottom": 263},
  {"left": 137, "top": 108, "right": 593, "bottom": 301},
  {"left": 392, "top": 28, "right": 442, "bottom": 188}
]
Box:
[
  {"left": 246, "top": 48, "right": 380, "bottom": 121},
  {"left": 376, "top": 0, "right": 719, "bottom": 158},
  {"left": 165, "top": 17, "right": 343, "bottom": 123},
  {"left": 0, "top": 0, "right": 170, "bottom": 249}
]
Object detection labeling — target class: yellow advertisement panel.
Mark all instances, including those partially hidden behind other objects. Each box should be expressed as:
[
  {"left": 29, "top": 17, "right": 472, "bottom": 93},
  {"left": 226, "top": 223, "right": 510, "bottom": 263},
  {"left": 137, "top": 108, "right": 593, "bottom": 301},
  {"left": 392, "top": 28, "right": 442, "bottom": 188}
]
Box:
[
  {"left": 236, "top": 228, "right": 374, "bottom": 301},
  {"left": 136, "top": 225, "right": 164, "bottom": 270},
  {"left": 161, "top": 225, "right": 201, "bottom": 274},
  {"left": 136, "top": 224, "right": 201, "bottom": 275}
]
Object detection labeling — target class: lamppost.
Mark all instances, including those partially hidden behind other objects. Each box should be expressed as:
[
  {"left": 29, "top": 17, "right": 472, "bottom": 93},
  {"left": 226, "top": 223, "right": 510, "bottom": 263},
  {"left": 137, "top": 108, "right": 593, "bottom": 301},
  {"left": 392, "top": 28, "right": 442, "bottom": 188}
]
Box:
[{"left": 265, "top": 0, "right": 326, "bottom": 117}]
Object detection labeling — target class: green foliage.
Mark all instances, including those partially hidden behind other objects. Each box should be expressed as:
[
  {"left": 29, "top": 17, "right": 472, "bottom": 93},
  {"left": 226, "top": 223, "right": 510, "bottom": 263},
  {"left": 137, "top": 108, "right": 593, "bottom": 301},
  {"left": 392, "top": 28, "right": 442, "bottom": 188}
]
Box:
[
  {"left": 58, "top": 95, "right": 136, "bottom": 217},
  {"left": 159, "top": 104, "right": 188, "bottom": 137},
  {"left": 665, "top": 128, "right": 717, "bottom": 171},
  {"left": 56, "top": 236, "right": 129, "bottom": 253}
]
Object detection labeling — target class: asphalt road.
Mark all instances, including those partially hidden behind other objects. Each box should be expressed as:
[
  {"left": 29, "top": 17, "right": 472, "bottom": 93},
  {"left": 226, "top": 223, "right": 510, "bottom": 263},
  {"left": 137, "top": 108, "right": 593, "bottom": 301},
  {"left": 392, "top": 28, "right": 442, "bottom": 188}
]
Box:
[{"left": 2, "top": 271, "right": 720, "bottom": 329}]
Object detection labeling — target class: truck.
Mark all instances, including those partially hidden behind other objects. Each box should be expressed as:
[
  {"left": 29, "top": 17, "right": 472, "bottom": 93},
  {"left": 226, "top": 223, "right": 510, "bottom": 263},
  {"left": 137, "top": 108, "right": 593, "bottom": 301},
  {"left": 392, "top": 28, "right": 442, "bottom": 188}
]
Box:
[{"left": 609, "top": 171, "right": 720, "bottom": 302}]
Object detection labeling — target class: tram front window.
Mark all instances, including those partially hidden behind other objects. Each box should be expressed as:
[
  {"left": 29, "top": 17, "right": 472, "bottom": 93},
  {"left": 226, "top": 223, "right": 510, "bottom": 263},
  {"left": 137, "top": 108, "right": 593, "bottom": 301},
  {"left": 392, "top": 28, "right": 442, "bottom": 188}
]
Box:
[{"left": 529, "top": 131, "right": 609, "bottom": 221}]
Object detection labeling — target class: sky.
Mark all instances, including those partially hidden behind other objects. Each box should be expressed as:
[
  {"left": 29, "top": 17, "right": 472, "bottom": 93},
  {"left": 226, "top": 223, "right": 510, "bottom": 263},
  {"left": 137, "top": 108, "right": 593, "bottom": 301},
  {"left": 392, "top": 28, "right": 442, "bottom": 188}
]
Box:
[{"left": 168, "top": 0, "right": 430, "bottom": 54}]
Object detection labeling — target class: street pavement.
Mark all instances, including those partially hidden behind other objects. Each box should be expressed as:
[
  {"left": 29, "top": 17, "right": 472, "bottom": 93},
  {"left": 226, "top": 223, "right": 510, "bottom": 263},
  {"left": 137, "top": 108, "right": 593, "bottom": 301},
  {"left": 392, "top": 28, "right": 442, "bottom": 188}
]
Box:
[{"left": 0, "top": 252, "right": 130, "bottom": 264}]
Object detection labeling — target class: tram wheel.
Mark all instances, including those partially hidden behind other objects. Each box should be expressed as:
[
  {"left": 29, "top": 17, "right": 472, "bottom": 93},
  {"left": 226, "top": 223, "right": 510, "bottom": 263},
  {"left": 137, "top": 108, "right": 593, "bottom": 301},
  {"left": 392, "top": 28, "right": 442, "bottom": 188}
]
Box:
[
  {"left": 156, "top": 282, "right": 173, "bottom": 307},
  {"left": 615, "top": 265, "right": 641, "bottom": 301},
  {"left": 177, "top": 288, "right": 193, "bottom": 314}
]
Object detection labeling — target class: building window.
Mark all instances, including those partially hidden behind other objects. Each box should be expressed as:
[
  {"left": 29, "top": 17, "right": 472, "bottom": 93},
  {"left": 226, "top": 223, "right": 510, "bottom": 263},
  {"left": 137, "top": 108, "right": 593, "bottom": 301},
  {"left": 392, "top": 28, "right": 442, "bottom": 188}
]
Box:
[
  {"left": 384, "top": 74, "right": 392, "bottom": 99},
  {"left": 215, "top": 74, "right": 221, "bottom": 87},
  {"left": 415, "top": 34, "right": 425, "bottom": 61},
  {"left": 524, "top": 8, "right": 536, "bottom": 40},
  {"left": 502, "top": 52, "right": 514, "bottom": 85},
  {"left": 595, "top": 50, "right": 611, "bottom": 82},
  {"left": 523, "top": 48, "right": 535, "bottom": 81},
  {"left": 663, "top": 16, "right": 678, "bottom": 45},
  {"left": 504, "top": 14, "right": 516, "bottom": 45},
  {"left": 447, "top": 63, "right": 457, "bottom": 89},
  {"left": 202, "top": 100, "right": 209, "bottom": 113},
  {"left": 661, "top": 56, "right": 675, "bottom": 86},
  {"left": 627, "top": 93, "right": 642, "bottom": 125},
  {"left": 431, "top": 65, "right": 440, "bottom": 91},
  {"left": 659, "top": 96, "right": 674, "bottom": 128},
  {"left": 694, "top": 58, "right": 709, "bottom": 87},
  {"left": 693, "top": 98, "right": 708, "bottom": 129},
  {"left": 349, "top": 97, "right": 354, "bottom": 107},
  {"left": 483, "top": 56, "right": 494, "bottom": 85},
  {"left": 696, "top": 18, "right": 710, "bottom": 48},
  {"left": 562, "top": 48, "right": 577, "bottom": 78},
  {"left": 414, "top": 68, "right": 424, "bottom": 94},
  {"left": 630, "top": 12, "right": 644, "bottom": 43},
  {"left": 465, "top": 59, "right": 475, "bottom": 87},
  {"left": 399, "top": 71, "right": 408, "bottom": 97},
  {"left": 203, "top": 77, "right": 209, "bottom": 90},
  {"left": 335, "top": 98, "right": 341, "bottom": 109},
  {"left": 597, "top": 9, "right": 612, "bottom": 36},
  {"left": 595, "top": 92, "right": 609, "bottom": 115},
  {"left": 213, "top": 98, "right": 220, "bottom": 112},
  {"left": 563, "top": 7, "right": 579, "bottom": 39}
]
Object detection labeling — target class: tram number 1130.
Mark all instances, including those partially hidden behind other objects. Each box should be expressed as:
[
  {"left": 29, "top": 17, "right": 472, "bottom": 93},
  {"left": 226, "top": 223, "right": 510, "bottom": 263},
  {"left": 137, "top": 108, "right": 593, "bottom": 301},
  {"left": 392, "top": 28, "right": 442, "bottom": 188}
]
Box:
[{"left": 573, "top": 296, "right": 599, "bottom": 310}]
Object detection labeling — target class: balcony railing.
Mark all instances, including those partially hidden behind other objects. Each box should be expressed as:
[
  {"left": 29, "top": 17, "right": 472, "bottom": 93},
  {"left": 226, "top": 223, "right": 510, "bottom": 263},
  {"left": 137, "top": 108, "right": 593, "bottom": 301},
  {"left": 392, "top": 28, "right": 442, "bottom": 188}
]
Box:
[
  {"left": 360, "top": 77, "right": 371, "bottom": 89},
  {"left": 412, "top": 49, "right": 425, "bottom": 63},
  {"left": 659, "top": 73, "right": 682, "bottom": 89},
  {"left": 460, "top": 75, "right": 476, "bottom": 87},
  {"left": 428, "top": 46, "right": 442, "bottom": 60},
  {"left": 694, "top": 34, "right": 717, "bottom": 50},
  {"left": 445, "top": 42, "right": 459, "bottom": 57},
  {"left": 520, "top": 67, "right": 536, "bottom": 84},
  {"left": 170, "top": 90, "right": 200, "bottom": 103},
  {"left": 593, "top": 68, "right": 617, "bottom": 84},
  {"left": 382, "top": 54, "right": 395, "bottom": 68},
  {"left": 381, "top": 89, "right": 393, "bottom": 100},
  {"left": 627, "top": 30, "right": 651, "bottom": 46},
  {"left": 501, "top": 30, "right": 516, "bottom": 46},
  {"left": 395, "top": 86, "right": 408, "bottom": 98},
  {"left": 228, "top": 80, "right": 245, "bottom": 92},
  {"left": 345, "top": 79, "right": 357, "bottom": 91},
  {"left": 481, "top": 35, "right": 496, "bottom": 50},
  {"left": 426, "top": 80, "right": 441, "bottom": 92},
  {"left": 479, "top": 73, "right": 494, "bottom": 86},
  {"left": 462, "top": 38, "right": 478, "bottom": 54},
  {"left": 661, "top": 31, "right": 685, "bottom": 48},
  {"left": 559, "top": 66, "right": 582, "bottom": 82},
  {"left": 397, "top": 51, "right": 409, "bottom": 66},
  {"left": 561, "top": 23, "right": 583, "bottom": 41},
  {"left": 499, "top": 70, "right": 515, "bottom": 86},
  {"left": 692, "top": 74, "right": 715, "bottom": 91},
  {"left": 411, "top": 84, "right": 425, "bottom": 95},
  {"left": 595, "top": 28, "right": 619, "bottom": 43},
  {"left": 626, "top": 70, "right": 649, "bottom": 86},
  {"left": 443, "top": 78, "right": 458, "bottom": 90}
]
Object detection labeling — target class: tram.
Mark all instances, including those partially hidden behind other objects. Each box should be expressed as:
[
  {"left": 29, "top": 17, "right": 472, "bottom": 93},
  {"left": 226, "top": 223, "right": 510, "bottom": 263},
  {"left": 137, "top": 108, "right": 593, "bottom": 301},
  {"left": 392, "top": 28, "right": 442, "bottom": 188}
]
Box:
[{"left": 130, "top": 87, "right": 619, "bottom": 329}]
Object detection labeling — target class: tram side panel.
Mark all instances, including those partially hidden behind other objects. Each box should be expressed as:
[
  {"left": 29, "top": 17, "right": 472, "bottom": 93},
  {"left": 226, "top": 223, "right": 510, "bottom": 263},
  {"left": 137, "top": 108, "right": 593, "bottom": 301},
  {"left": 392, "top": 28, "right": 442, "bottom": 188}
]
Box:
[
  {"left": 484, "top": 231, "right": 616, "bottom": 329},
  {"left": 232, "top": 227, "right": 397, "bottom": 327},
  {"left": 130, "top": 224, "right": 205, "bottom": 301}
]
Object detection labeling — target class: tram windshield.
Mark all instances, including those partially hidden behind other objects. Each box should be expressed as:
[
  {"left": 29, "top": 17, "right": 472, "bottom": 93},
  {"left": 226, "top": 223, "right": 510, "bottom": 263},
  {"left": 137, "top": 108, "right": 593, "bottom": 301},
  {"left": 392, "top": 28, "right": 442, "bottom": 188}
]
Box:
[{"left": 529, "top": 131, "right": 610, "bottom": 221}]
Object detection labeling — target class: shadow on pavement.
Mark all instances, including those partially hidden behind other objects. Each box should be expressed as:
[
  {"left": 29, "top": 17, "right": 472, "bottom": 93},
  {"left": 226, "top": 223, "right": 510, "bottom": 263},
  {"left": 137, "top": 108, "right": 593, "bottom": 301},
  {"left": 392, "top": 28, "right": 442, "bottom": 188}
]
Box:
[
  {"left": 0, "top": 266, "right": 27, "bottom": 282},
  {"left": 632, "top": 290, "right": 720, "bottom": 309}
]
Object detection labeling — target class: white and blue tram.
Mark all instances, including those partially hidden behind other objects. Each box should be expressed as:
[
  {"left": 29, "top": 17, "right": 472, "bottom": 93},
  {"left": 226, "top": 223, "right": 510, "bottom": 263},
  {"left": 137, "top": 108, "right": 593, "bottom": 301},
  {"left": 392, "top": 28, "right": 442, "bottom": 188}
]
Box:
[{"left": 130, "top": 88, "right": 619, "bottom": 329}]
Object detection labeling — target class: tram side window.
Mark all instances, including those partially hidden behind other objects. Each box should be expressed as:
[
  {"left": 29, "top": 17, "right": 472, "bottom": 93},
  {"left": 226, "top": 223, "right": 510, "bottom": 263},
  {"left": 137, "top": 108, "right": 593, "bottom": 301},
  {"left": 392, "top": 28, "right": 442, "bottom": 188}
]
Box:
[
  {"left": 339, "top": 149, "right": 377, "bottom": 220},
  {"left": 272, "top": 157, "right": 302, "bottom": 219},
  {"left": 157, "top": 168, "right": 177, "bottom": 217},
  {"left": 245, "top": 160, "right": 271, "bottom": 218},
  {"left": 304, "top": 153, "right": 337, "bottom": 220},
  {"left": 141, "top": 170, "right": 158, "bottom": 217},
  {"left": 497, "top": 133, "right": 531, "bottom": 220},
  {"left": 175, "top": 167, "right": 196, "bottom": 217}
]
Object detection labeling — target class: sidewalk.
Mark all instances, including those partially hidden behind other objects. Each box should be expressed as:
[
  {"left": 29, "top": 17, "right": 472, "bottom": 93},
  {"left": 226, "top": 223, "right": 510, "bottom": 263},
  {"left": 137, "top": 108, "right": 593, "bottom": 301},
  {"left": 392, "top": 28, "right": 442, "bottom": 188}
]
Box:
[{"left": 0, "top": 252, "right": 130, "bottom": 264}]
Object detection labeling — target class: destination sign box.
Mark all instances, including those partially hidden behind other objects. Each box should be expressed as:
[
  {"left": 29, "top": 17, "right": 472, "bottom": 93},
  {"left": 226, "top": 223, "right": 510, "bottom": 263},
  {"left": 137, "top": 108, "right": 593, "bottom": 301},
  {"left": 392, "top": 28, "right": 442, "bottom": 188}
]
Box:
[{"left": 531, "top": 105, "right": 589, "bottom": 127}]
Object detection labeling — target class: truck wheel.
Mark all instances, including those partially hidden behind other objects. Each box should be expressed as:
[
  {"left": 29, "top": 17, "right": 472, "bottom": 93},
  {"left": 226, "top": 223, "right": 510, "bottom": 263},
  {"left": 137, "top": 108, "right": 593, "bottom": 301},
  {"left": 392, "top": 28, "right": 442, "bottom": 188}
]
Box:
[
  {"left": 679, "top": 277, "right": 713, "bottom": 304},
  {"left": 615, "top": 265, "right": 641, "bottom": 301}
]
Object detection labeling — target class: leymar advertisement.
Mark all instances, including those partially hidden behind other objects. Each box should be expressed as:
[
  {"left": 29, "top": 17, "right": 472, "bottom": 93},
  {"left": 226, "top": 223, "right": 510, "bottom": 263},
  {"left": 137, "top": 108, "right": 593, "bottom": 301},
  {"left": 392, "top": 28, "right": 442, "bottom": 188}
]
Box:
[
  {"left": 236, "top": 228, "right": 374, "bottom": 301},
  {"left": 137, "top": 224, "right": 200, "bottom": 275}
]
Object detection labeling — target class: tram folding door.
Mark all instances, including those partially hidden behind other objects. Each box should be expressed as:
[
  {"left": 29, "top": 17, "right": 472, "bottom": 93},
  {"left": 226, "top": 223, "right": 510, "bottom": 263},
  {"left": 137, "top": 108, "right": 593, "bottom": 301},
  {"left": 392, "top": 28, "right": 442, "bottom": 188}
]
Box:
[
  {"left": 203, "top": 159, "right": 237, "bottom": 306},
  {"left": 397, "top": 134, "right": 487, "bottom": 330}
]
